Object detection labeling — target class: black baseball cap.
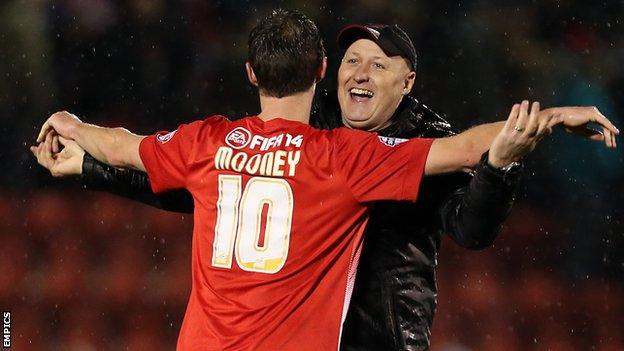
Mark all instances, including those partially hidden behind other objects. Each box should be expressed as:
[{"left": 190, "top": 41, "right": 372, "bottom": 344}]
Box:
[{"left": 337, "top": 24, "right": 417, "bottom": 71}]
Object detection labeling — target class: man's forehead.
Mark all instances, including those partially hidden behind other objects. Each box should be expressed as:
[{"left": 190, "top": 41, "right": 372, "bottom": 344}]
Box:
[
  {"left": 345, "top": 39, "right": 390, "bottom": 58},
  {"left": 343, "top": 39, "right": 413, "bottom": 71}
]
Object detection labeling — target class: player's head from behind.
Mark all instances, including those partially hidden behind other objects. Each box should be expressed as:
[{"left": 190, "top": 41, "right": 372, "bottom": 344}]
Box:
[
  {"left": 337, "top": 24, "right": 417, "bottom": 131},
  {"left": 246, "top": 9, "right": 327, "bottom": 98}
]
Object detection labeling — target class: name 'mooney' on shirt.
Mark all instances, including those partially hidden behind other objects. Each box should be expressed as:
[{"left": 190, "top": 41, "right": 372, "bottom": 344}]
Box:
[
  {"left": 215, "top": 147, "right": 301, "bottom": 177},
  {"left": 216, "top": 129, "right": 302, "bottom": 177}
]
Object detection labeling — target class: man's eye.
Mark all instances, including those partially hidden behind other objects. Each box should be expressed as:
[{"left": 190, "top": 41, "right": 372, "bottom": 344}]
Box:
[
  {"left": 347, "top": 58, "right": 358, "bottom": 64},
  {"left": 373, "top": 63, "right": 385, "bottom": 69}
]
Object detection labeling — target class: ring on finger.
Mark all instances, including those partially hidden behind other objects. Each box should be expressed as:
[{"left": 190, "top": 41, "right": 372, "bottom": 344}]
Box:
[{"left": 514, "top": 126, "right": 525, "bottom": 132}]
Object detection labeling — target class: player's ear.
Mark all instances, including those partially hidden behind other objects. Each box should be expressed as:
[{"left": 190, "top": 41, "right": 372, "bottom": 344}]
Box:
[
  {"left": 246, "top": 62, "right": 258, "bottom": 87},
  {"left": 315, "top": 57, "right": 327, "bottom": 83},
  {"left": 403, "top": 71, "right": 416, "bottom": 95}
]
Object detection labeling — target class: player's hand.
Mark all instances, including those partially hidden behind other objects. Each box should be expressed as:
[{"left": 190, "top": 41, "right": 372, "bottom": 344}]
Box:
[
  {"left": 30, "top": 130, "right": 85, "bottom": 177},
  {"left": 541, "top": 106, "right": 619, "bottom": 148},
  {"left": 488, "top": 100, "right": 546, "bottom": 168},
  {"left": 36, "top": 111, "right": 83, "bottom": 143}
]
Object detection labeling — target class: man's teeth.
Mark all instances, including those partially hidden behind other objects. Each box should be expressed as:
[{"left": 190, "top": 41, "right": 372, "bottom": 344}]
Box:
[{"left": 350, "top": 88, "right": 374, "bottom": 97}]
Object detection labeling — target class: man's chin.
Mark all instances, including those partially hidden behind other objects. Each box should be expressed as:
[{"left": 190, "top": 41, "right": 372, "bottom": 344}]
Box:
[{"left": 342, "top": 115, "right": 374, "bottom": 130}]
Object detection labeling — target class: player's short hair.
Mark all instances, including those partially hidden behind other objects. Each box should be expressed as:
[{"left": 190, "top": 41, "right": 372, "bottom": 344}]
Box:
[{"left": 248, "top": 9, "right": 325, "bottom": 98}]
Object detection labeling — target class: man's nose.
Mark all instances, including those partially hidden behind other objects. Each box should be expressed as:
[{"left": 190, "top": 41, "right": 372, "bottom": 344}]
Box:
[{"left": 353, "top": 65, "right": 370, "bottom": 83}]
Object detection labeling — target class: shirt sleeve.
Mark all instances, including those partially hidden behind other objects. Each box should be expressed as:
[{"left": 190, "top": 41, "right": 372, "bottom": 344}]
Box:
[
  {"left": 139, "top": 119, "right": 206, "bottom": 193},
  {"left": 332, "top": 128, "right": 434, "bottom": 203}
]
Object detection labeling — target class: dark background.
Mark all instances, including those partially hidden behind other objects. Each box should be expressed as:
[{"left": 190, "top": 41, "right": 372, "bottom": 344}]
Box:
[{"left": 1, "top": 1, "right": 623, "bottom": 350}]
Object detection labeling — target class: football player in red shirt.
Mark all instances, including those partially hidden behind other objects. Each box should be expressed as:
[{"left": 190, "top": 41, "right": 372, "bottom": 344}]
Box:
[{"left": 31, "top": 9, "right": 618, "bottom": 351}]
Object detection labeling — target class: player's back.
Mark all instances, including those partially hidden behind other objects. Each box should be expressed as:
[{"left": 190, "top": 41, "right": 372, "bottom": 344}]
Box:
[{"left": 138, "top": 115, "right": 432, "bottom": 350}]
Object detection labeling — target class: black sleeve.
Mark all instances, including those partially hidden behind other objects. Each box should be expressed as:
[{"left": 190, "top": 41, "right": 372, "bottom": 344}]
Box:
[
  {"left": 399, "top": 99, "right": 519, "bottom": 249},
  {"left": 80, "top": 153, "right": 194, "bottom": 214},
  {"left": 439, "top": 151, "right": 521, "bottom": 250}
]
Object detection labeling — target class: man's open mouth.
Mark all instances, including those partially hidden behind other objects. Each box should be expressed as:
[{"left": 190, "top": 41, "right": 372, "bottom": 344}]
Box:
[{"left": 349, "top": 87, "right": 374, "bottom": 101}]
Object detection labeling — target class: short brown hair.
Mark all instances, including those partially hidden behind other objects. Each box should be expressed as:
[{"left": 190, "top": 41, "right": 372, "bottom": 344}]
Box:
[{"left": 248, "top": 9, "right": 325, "bottom": 98}]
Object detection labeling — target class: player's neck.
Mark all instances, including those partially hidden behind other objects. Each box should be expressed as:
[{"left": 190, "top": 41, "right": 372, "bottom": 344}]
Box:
[{"left": 257, "top": 87, "right": 315, "bottom": 124}]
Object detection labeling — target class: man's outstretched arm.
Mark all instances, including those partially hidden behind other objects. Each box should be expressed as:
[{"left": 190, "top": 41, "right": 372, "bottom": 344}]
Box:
[
  {"left": 31, "top": 118, "right": 194, "bottom": 213},
  {"left": 82, "top": 154, "right": 194, "bottom": 213},
  {"left": 433, "top": 101, "right": 618, "bottom": 248},
  {"left": 36, "top": 111, "right": 146, "bottom": 171},
  {"left": 438, "top": 152, "right": 520, "bottom": 249}
]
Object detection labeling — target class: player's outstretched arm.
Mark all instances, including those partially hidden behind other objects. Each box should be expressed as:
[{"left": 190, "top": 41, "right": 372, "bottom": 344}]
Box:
[
  {"left": 31, "top": 126, "right": 194, "bottom": 213},
  {"left": 423, "top": 120, "right": 506, "bottom": 175},
  {"left": 425, "top": 100, "right": 619, "bottom": 175},
  {"left": 427, "top": 101, "right": 534, "bottom": 175},
  {"left": 35, "top": 111, "right": 146, "bottom": 171}
]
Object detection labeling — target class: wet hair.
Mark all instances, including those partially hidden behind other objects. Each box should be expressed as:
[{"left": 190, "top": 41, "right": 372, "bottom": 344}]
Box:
[{"left": 248, "top": 9, "right": 326, "bottom": 98}]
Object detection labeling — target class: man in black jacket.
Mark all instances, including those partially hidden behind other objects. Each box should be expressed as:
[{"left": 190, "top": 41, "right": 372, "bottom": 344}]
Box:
[{"left": 34, "top": 24, "right": 617, "bottom": 350}]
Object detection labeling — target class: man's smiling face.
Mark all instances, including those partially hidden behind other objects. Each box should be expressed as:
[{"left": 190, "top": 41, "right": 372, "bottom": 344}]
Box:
[{"left": 337, "top": 39, "right": 415, "bottom": 131}]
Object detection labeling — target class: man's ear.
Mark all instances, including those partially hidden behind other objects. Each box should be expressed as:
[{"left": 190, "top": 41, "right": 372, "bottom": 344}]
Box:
[
  {"left": 246, "top": 62, "right": 258, "bottom": 86},
  {"left": 316, "top": 57, "right": 328, "bottom": 82},
  {"left": 403, "top": 71, "right": 416, "bottom": 95}
]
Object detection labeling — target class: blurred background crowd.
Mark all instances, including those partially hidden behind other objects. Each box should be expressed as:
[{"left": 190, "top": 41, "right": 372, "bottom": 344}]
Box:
[{"left": 1, "top": 0, "right": 623, "bottom": 350}]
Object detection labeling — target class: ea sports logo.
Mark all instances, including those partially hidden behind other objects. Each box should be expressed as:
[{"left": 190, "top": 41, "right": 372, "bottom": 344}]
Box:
[
  {"left": 225, "top": 127, "right": 251, "bottom": 149},
  {"left": 157, "top": 130, "right": 177, "bottom": 144}
]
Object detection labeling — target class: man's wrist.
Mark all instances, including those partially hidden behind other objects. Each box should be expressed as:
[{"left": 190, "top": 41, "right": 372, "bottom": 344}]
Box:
[
  {"left": 65, "top": 121, "right": 82, "bottom": 141},
  {"left": 481, "top": 151, "right": 522, "bottom": 178},
  {"left": 487, "top": 152, "right": 519, "bottom": 169}
]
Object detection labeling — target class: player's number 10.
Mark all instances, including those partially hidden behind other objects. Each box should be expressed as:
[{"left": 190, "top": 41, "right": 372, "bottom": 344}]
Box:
[{"left": 212, "top": 175, "right": 293, "bottom": 274}]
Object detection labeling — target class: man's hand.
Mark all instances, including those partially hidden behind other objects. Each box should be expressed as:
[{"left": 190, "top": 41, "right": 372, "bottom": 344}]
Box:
[
  {"left": 36, "top": 111, "right": 83, "bottom": 143},
  {"left": 488, "top": 101, "right": 620, "bottom": 168},
  {"left": 30, "top": 131, "right": 85, "bottom": 177},
  {"left": 542, "top": 106, "right": 619, "bottom": 148},
  {"left": 34, "top": 110, "right": 145, "bottom": 170},
  {"left": 489, "top": 101, "right": 547, "bottom": 168}
]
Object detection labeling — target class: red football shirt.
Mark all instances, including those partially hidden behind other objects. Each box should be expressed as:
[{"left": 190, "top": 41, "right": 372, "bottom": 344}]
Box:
[{"left": 139, "top": 115, "right": 433, "bottom": 350}]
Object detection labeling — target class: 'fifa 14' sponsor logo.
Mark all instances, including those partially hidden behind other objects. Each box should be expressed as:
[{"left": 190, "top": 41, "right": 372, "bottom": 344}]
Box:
[{"left": 225, "top": 127, "right": 303, "bottom": 151}]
